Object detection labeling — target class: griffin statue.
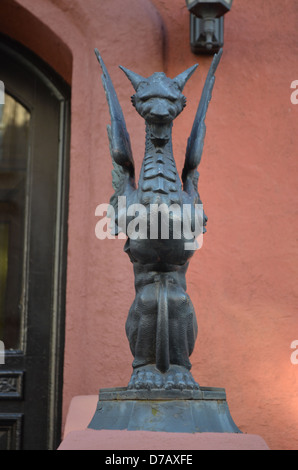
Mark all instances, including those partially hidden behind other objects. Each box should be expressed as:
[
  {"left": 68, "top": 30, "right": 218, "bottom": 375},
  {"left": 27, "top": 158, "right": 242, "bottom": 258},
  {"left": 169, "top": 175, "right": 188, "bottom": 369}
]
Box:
[{"left": 95, "top": 48, "right": 222, "bottom": 392}]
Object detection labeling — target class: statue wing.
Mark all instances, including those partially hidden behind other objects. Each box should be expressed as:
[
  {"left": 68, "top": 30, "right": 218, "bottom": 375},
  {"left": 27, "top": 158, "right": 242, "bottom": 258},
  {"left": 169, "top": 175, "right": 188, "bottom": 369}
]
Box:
[
  {"left": 95, "top": 50, "right": 136, "bottom": 233},
  {"left": 182, "top": 48, "right": 223, "bottom": 190}
]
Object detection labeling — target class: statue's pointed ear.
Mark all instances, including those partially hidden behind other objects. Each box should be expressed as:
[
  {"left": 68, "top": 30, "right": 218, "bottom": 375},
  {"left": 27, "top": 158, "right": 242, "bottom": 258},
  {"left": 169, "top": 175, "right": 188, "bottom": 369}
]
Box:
[
  {"left": 119, "top": 66, "right": 146, "bottom": 91},
  {"left": 173, "top": 64, "right": 198, "bottom": 91}
]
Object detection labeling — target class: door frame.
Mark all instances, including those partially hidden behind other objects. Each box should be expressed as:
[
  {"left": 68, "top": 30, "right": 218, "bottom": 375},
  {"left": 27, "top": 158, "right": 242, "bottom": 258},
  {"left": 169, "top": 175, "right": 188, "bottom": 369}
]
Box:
[{"left": 0, "top": 34, "right": 70, "bottom": 450}]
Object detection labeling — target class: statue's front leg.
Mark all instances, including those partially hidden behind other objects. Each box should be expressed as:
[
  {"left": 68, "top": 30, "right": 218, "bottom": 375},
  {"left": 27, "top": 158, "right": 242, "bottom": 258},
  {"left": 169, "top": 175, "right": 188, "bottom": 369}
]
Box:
[{"left": 126, "top": 280, "right": 158, "bottom": 370}]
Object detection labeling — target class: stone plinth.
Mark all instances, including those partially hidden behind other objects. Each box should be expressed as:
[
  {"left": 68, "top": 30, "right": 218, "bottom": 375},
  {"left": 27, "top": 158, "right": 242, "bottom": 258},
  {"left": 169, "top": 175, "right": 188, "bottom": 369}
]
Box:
[{"left": 88, "top": 387, "right": 241, "bottom": 433}]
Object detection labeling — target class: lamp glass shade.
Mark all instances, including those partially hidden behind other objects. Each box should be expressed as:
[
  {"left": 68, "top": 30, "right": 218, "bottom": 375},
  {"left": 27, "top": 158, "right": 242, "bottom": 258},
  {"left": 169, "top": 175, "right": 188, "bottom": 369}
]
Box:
[{"left": 186, "top": 0, "right": 233, "bottom": 18}]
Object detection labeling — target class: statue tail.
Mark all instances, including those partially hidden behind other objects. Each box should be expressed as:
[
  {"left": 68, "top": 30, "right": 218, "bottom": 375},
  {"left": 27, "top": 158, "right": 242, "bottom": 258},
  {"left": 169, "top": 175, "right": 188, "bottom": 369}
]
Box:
[{"left": 156, "top": 276, "right": 170, "bottom": 373}]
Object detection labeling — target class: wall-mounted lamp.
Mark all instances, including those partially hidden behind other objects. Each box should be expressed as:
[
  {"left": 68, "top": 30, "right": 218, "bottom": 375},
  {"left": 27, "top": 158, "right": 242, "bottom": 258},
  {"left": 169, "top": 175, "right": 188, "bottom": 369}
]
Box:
[{"left": 185, "top": 0, "right": 233, "bottom": 54}]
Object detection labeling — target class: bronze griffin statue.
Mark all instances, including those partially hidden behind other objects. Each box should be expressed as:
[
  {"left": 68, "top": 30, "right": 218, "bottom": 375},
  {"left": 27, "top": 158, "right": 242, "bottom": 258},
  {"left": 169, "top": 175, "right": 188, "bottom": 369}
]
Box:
[{"left": 95, "top": 48, "right": 222, "bottom": 392}]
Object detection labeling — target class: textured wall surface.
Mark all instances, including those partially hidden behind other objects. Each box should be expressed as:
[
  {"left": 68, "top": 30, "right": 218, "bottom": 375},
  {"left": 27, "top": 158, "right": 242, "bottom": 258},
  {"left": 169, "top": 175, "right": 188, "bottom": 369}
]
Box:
[{"left": 2, "top": 0, "right": 298, "bottom": 450}]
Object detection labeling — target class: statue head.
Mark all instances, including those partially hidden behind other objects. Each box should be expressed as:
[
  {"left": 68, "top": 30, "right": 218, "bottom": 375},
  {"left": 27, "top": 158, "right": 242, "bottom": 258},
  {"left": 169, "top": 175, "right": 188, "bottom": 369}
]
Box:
[{"left": 119, "top": 65, "right": 198, "bottom": 125}]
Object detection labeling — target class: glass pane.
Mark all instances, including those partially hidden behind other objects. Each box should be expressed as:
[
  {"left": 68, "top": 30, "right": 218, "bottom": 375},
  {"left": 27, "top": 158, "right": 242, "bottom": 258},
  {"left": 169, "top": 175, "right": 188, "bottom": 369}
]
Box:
[{"left": 0, "top": 93, "right": 30, "bottom": 349}]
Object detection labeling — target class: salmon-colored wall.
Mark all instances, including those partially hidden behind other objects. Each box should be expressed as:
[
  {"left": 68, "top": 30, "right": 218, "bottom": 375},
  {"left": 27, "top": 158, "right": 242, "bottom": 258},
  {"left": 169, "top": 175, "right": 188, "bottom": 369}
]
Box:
[{"left": 2, "top": 0, "right": 298, "bottom": 450}]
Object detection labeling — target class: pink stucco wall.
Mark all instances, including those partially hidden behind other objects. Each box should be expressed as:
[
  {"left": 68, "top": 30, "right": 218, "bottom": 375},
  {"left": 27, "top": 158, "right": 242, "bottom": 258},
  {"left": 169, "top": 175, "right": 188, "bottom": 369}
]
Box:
[{"left": 2, "top": 0, "right": 298, "bottom": 450}]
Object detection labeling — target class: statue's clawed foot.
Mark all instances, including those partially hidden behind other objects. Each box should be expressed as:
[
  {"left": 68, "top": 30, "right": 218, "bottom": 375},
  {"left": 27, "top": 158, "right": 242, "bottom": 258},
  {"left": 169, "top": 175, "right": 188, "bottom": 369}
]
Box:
[
  {"left": 128, "top": 364, "right": 199, "bottom": 391},
  {"left": 128, "top": 365, "right": 163, "bottom": 391},
  {"left": 164, "top": 365, "right": 199, "bottom": 391}
]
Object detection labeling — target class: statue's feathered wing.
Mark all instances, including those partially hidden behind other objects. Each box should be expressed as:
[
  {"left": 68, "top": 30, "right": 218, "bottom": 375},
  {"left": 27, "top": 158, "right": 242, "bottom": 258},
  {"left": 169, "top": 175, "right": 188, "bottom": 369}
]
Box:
[
  {"left": 95, "top": 49, "right": 136, "bottom": 232},
  {"left": 182, "top": 48, "right": 223, "bottom": 186}
]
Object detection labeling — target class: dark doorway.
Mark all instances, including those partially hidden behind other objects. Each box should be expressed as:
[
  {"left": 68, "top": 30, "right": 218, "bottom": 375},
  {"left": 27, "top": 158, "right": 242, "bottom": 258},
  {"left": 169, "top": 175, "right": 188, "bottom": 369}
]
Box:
[{"left": 0, "top": 36, "right": 70, "bottom": 450}]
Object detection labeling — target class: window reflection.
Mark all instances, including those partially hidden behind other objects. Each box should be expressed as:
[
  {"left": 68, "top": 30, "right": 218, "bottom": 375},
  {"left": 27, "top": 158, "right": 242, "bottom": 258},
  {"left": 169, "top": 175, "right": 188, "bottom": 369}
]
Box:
[
  {"left": 0, "top": 93, "right": 30, "bottom": 167},
  {"left": 0, "top": 93, "right": 30, "bottom": 349}
]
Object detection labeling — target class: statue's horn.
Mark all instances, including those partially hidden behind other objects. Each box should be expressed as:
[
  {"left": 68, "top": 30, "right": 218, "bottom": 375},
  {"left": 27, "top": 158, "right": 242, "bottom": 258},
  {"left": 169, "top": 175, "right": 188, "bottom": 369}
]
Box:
[
  {"left": 173, "top": 64, "right": 198, "bottom": 91},
  {"left": 119, "top": 66, "right": 146, "bottom": 91}
]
